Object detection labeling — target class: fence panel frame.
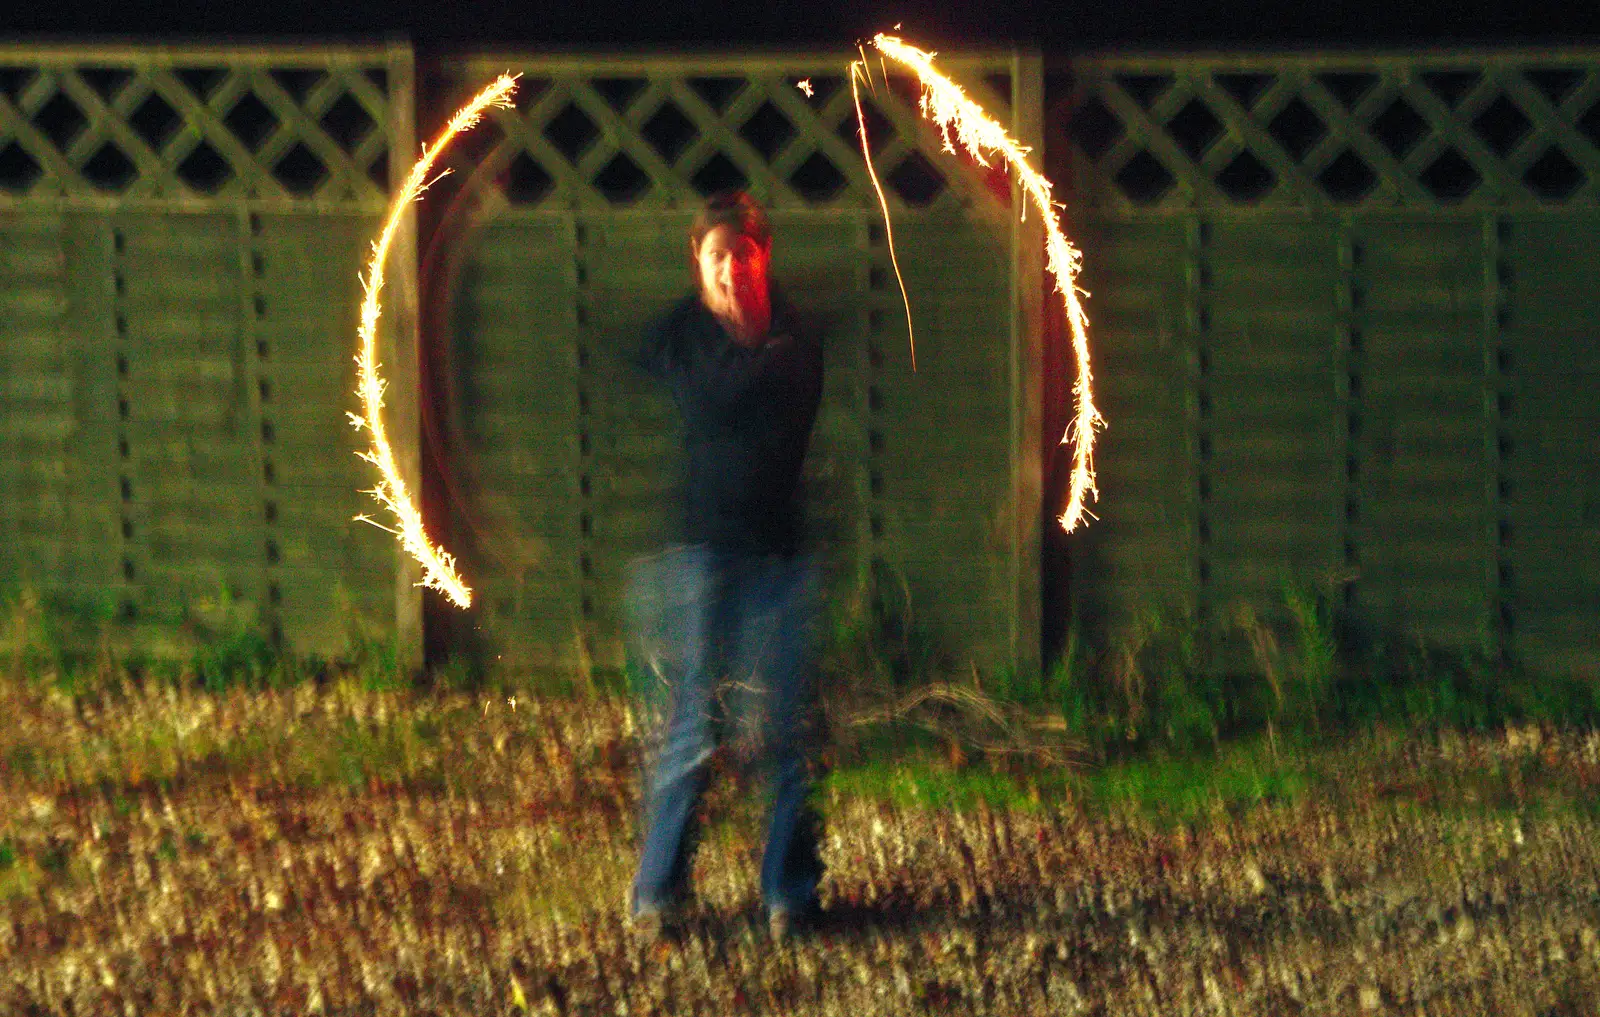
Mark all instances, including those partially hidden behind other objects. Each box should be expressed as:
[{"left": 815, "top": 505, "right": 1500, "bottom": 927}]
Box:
[{"left": 0, "top": 40, "right": 421, "bottom": 668}]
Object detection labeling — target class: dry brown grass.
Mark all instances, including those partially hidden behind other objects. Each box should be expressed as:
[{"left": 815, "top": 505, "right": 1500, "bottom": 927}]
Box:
[{"left": 3, "top": 672, "right": 1600, "bottom": 1016}]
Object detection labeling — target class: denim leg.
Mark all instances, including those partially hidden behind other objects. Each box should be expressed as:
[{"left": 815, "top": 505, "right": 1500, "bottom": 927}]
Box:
[
  {"left": 629, "top": 545, "right": 726, "bottom": 913},
  {"left": 733, "top": 552, "right": 827, "bottom": 914}
]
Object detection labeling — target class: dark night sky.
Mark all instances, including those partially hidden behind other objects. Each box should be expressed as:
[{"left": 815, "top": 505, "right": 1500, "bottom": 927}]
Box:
[{"left": 4, "top": 0, "right": 1600, "bottom": 53}]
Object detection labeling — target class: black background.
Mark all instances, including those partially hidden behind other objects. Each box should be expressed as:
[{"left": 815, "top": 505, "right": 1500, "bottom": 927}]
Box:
[{"left": 4, "top": 0, "right": 1599, "bottom": 53}]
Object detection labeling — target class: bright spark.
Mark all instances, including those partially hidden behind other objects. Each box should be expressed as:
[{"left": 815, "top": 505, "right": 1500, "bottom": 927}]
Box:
[
  {"left": 848, "top": 64, "right": 916, "bottom": 370},
  {"left": 350, "top": 73, "right": 519, "bottom": 608},
  {"left": 797, "top": 78, "right": 814, "bottom": 97},
  {"left": 850, "top": 34, "right": 1103, "bottom": 532}
]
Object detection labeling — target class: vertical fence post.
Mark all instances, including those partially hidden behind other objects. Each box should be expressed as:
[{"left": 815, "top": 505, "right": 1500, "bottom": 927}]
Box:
[
  {"left": 387, "top": 41, "right": 424, "bottom": 674},
  {"left": 1012, "top": 47, "right": 1046, "bottom": 684}
]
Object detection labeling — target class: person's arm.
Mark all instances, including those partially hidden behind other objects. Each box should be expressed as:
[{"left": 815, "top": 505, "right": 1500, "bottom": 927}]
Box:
[
  {"left": 688, "top": 291, "right": 817, "bottom": 414},
  {"left": 635, "top": 310, "right": 676, "bottom": 382},
  {"left": 793, "top": 323, "right": 823, "bottom": 425},
  {"left": 688, "top": 332, "right": 800, "bottom": 414}
]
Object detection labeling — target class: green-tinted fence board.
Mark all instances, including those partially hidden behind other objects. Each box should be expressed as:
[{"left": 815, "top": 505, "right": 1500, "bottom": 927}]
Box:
[
  {"left": 1503, "top": 477, "right": 1600, "bottom": 530},
  {"left": 270, "top": 452, "right": 372, "bottom": 489},
  {"left": 452, "top": 325, "right": 579, "bottom": 362},
  {"left": 0, "top": 414, "right": 81, "bottom": 441},
  {"left": 258, "top": 360, "right": 365, "bottom": 398},
  {"left": 0, "top": 290, "right": 68, "bottom": 318},
  {"left": 0, "top": 43, "right": 416, "bottom": 661},
  {"left": 1504, "top": 529, "right": 1600, "bottom": 582},
  {"left": 459, "top": 284, "right": 584, "bottom": 321},
  {"left": 1085, "top": 286, "right": 1186, "bottom": 322},
  {"left": 0, "top": 210, "right": 122, "bottom": 596},
  {"left": 1202, "top": 218, "right": 1342, "bottom": 611},
  {"left": 1345, "top": 216, "right": 1491, "bottom": 645},
  {"left": 458, "top": 474, "right": 580, "bottom": 507},
  {"left": 121, "top": 273, "right": 239, "bottom": 305},
  {"left": 446, "top": 213, "right": 583, "bottom": 679},
  {"left": 1499, "top": 212, "right": 1600, "bottom": 671},
  {"left": 464, "top": 492, "right": 576, "bottom": 536},
  {"left": 1507, "top": 375, "right": 1600, "bottom": 419},
  {"left": 135, "top": 528, "right": 264, "bottom": 562},
  {"left": 0, "top": 372, "right": 75, "bottom": 408},
  {"left": 275, "top": 523, "right": 393, "bottom": 570},
  {"left": 275, "top": 584, "right": 399, "bottom": 652},
  {"left": 1068, "top": 216, "right": 1195, "bottom": 629},
  {"left": 0, "top": 544, "right": 120, "bottom": 588}
]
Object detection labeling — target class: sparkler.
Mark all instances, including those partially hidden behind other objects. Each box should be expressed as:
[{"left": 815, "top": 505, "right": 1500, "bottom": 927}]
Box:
[
  {"left": 350, "top": 73, "right": 519, "bottom": 609},
  {"left": 849, "top": 34, "right": 1104, "bottom": 532}
]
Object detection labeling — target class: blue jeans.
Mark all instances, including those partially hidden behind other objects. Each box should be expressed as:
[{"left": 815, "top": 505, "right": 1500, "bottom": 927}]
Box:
[{"left": 624, "top": 543, "right": 827, "bottom": 916}]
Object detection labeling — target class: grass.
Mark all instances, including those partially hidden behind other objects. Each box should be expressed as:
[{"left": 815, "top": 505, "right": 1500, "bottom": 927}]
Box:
[
  {"left": 0, "top": 684, "right": 1308, "bottom": 828},
  {"left": 818, "top": 712, "right": 1594, "bottom": 834},
  {"left": 4, "top": 660, "right": 1595, "bottom": 934},
  {"left": 825, "top": 722, "right": 1287, "bottom": 823},
  {"left": 7, "top": 584, "right": 1600, "bottom": 1017},
  {"left": 1076, "top": 734, "right": 1313, "bottom": 827},
  {"left": 5, "top": 576, "right": 1599, "bottom": 840},
  {"left": 824, "top": 754, "right": 1053, "bottom": 815}
]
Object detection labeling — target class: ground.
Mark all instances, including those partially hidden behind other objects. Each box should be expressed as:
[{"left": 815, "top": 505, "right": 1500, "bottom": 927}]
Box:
[{"left": 2, "top": 675, "right": 1599, "bottom": 1015}]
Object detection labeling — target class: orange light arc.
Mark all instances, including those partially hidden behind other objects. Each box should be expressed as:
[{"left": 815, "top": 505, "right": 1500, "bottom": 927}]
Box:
[
  {"left": 350, "top": 73, "right": 519, "bottom": 609},
  {"left": 849, "top": 34, "right": 1104, "bottom": 533}
]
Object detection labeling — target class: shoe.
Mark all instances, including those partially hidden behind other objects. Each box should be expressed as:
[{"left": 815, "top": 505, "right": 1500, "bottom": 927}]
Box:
[
  {"left": 631, "top": 903, "right": 666, "bottom": 942},
  {"left": 769, "top": 905, "right": 793, "bottom": 942},
  {"left": 767, "top": 901, "right": 816, "bottom": 942},
  {"left": 628, "top": 888, "right": 683, "bottom": 941}
]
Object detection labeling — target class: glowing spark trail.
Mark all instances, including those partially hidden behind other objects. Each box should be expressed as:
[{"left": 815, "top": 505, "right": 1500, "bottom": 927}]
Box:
[
  {"left": 849, "top": 34, "right": 1104, "bottom": 532},
  {"left": 350, "top": 73, "right": 518, "bottom": 608},
  {"left": 849, "top": 61, "right": 916, "bottom": 371}
]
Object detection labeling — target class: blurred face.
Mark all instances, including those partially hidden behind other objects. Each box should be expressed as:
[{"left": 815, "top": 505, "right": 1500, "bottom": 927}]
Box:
[{"left": 694, "top": 224, "right": 770, "bottom": 327}]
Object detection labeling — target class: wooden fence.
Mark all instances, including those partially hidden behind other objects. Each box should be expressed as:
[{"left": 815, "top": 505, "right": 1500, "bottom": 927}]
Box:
[
  {"left": 417, "top": 50, "right": 1043, "bottom": 684},
  {"left": 1046, "top": 50, "right": 1600, "bottom": 675},
  {"left": 2, "top": 42, "right": 1596, "bottom": 682},
  {"left": 0, "top": 43, "right": 421, "bottom": 661}
]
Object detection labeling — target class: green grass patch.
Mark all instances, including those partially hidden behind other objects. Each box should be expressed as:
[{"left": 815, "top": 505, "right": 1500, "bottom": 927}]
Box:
[
  {"left": 820, "top": 726, "right": 1318, "bottom": 827},
  {"left": 822, "top": 756, "right": 1054, "bottom": 815},
  {"left": 0, "top": 856, "right": 41, "bottom": 903},
  {"left": 285, "top": 716, "right": 449, "bottom": 794},
  {"left": 1079, "top": 738, "right": 1312, "bottom": 827}
]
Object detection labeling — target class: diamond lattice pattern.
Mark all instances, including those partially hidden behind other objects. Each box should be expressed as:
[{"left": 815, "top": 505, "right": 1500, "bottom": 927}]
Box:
[
  {"left": 435, "top": 62, "right": 1018, "bottom": 210},
  {"left": 0, "top": 55, "right": 395, "bottom": 204},
  {"left": 1060, "top": 59, "right": 1599, "bottom": 208}
]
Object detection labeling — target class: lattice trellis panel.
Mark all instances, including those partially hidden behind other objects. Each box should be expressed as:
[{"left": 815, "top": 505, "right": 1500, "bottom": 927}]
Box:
[
  {"left": 1054, "top": 52, "right": 1600, "bottom": 210},
  {"left": 0, "top": 43, "right": 418, "bottom": 664},
  {"left": 425, "top": 51, "right": 1043, "bottom": 685},
  {"left": 1050, "top": 50, "right": 1600, "bottom": 677},
  {"left": 428, "top": 55, "right": 1018, "bottom": 211},
  {"left": 0, "top": 50, "right": 400, "bottom": 204}
]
